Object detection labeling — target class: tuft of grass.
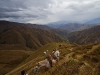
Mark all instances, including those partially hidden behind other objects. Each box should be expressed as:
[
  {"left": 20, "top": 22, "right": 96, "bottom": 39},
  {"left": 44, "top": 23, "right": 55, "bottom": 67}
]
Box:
[{"left": 67, "top": 59, "right": 76, "bottom": 65}]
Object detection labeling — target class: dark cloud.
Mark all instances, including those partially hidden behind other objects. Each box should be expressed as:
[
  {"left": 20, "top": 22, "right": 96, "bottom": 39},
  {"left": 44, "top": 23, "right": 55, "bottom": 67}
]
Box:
[
  {"left": 0, "top": 7, "right": 23, "bottom": 12},
  {"left": 0, "top": 0, "right": 53, "bottom": 23},
  {"left": 0, "top": 0, "right": 27, "bottom": 9},
  {"left": 0, "top": 0, "right": 100, "bottom": 24}
]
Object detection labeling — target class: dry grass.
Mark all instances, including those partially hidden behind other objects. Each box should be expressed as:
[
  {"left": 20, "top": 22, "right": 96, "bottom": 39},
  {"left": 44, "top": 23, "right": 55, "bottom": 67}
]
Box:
[
  {"left": 0, "top": 50, "right": 33, "bottom": 75},
  {"left": 1, "top": 42, "right": 100, "bottom": 75}
]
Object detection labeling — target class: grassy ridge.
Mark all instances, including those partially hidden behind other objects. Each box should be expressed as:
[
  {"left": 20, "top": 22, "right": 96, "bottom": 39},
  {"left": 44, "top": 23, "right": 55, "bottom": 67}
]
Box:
[
  {"left": 5, "top": 42, "right": 74, "bottom": 75},
  {"left": 1, "top": 42, "right": 100, "bottom": 75},
  {"left": 0, "top": 21, "right": 65, "bottom": 50}
]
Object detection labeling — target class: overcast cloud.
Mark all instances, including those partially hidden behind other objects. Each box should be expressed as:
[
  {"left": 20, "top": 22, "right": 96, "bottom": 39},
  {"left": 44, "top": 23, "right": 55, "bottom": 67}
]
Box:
[{"left": 0, "top": 0, "right": 100, "bottom": 24}]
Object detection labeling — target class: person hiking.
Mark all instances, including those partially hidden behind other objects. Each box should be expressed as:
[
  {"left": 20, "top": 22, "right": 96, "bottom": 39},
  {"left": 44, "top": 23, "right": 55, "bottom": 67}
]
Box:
[
  {"left": 52, "top": 49, "right": 56, "bottom": 54},
  {"left": 51, "top": 49, "right": 56, "bottom": 59},
  {"left": 46, "top": 50, "right": 48, "bottom": 52},
  {"left": 59, "top": 44, "right": 62, "bottom": 47},
  {"left": 43, "top": 51, "right": 46, "bottom": 55},
  {"left": 53, "top": 50, "right": 60, "bottom": 61},
  {"left": 33, "top": 62, "right": 41, "bottom": 75},
  {"left": 46, "top": 54, "right": 53, "bottom": 67}
]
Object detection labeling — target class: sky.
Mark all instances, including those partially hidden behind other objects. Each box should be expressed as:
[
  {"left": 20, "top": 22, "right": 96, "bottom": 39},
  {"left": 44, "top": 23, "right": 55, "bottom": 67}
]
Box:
[{"left": 0, "top": 0, "right": 100, "bottom": 24}]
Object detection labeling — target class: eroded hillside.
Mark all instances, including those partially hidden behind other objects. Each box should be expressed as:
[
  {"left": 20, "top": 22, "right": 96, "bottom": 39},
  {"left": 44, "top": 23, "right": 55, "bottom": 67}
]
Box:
[
  {"left": 68, "top": 25, "right": 100, "bottom": 44},
  {"left": 0, "top": 21, "right": 64, "bottom": 50}
]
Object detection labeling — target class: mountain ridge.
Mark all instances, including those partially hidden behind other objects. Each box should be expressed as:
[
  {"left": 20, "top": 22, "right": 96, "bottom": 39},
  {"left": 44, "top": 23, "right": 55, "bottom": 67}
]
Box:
[
  {"left": 0, "top": 20, "right": 65, "bottom": 50},
  {"left": 85, "top": 17, "right": 100, "bottom": 24},
  {"left": 4, "top": 42, "right": 100, "bottom": 75},
  {"left": 67, "top": 25, "right": 100, "bottom": 44},
  {"left": 47, "top": 17, "right": 100, "bottom": 32}
]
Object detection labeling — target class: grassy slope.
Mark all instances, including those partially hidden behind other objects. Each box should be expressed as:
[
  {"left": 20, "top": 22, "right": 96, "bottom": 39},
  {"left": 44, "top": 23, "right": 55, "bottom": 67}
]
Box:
[
  {"left": 68, "top": 25, "right": 100, "bottom": 45},
  {"left": 4, "top": 42, "right": 100, "bottom": 75},
  {"left": 0, "top": 50, "right": 34, "bottom": 75},
  {"left": 0, "top": 21, "right": 65, "bottom": 50}
]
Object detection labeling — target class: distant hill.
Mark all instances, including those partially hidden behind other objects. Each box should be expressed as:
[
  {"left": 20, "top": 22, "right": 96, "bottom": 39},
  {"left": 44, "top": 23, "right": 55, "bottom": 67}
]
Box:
[
  {"left": 0, "top": 20, "right": 65, "bottom": 50},
  {"left": 76, "top": 24, "right": 98, "bottom": 31},
  {"left": 47, "top": 22, "right": 83, "bottom": 32},
  {"left": 47, "top": 18, "right": 100, "bottom": 32},
  {"left": 67, "top": 25, "right": 100, "bottom": 44},
  {"left": 47, "top": 22, "right": 98, "bottom": 32},
  {"left": 47, "top": 21, "right": 70, "bottom": 28},
  {"left": 47, "top": 21, "right": 83, "bottom": 31},
  {"left": 58, "top": 23, "right": 82, "bottom": 32},
  {"left": 85, "top": 17, "right": 100, "bottom": 24}
]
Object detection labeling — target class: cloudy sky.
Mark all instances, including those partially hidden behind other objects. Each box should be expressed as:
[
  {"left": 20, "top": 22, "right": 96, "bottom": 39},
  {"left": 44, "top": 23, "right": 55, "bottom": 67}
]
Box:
[{"left": 0, "top": 0, "right": 100, "bottom": 24}]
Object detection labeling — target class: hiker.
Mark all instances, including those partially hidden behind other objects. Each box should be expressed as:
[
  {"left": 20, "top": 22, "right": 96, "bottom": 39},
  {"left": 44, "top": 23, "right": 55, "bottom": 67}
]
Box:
[
  {"left": 53, "top": 50, "right": 60, "bottom": 61},
  {"left": 46, "top": 50, "right": 48, "bottom": 54},
  {"left": 51, "top": 49, "right": 56, "bottom": 58},
  {"left": 46, "top": 50, "right": 48, "bottom": 52},
  {"left": 33, "top": 63, "right": 41, "bottom": 75},
  {"left": 59, "top": 44, "right": 62, "bottom": 47},
  {"left": 46, "top": 54, "right": 53, "bottom": 67},
  {"left": 21, "top": 70, "right": 28, "bottom": 75},
  {"left": 52, "top": 49, "right": 56, "bottom": 54},
  {"left": 43, "top": 51, "right": 46, "bottom": 55}
]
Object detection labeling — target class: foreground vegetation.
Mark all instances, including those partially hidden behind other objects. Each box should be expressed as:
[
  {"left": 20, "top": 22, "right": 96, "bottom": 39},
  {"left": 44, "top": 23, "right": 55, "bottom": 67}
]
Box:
[{"left": 0, "top": 42, "right": 100, "bottom": 75}]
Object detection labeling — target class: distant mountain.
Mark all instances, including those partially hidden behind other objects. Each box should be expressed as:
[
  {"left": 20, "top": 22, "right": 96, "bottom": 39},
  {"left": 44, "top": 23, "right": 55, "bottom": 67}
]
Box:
[
  {"left": 51, "top": 28, "right": 69, "bottom": 41},
  {"left": 85, "top": 17, "right": 100, "bottom": 24},
  {"left": 47, "top": 22, "right": 84, "bottom": 32},
  {"left": 58, "top": 23, "right": 83, "bottom": 32},
  {"left": 48, "top": 22, "right": 99, "bottom": 32},
  {"left": 0, "top": 20, "right": 65, "bottom": 50},
  {"left": 77, "top": 24, "right": 99, "bottom": 31},
  {"left": 47, "top": 21, "right": 71, "bottom": 28},
  {"left": 47, "top": 18, "right": 100, "bottom": 32},
  {"left": 67, "top": 25, "right": 100, "bottom": 44}
]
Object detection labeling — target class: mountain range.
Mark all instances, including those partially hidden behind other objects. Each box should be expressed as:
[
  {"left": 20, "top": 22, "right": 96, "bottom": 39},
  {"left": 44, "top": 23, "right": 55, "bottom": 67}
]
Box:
[
  {"left": 0, "top": 18, "right": 100, "bottom": 50},
  {"left": 0, "top": 21, "right": 65, "bottom": 50},
  {"left": 47, "top": 17, "right": 100, "bottom": 32},
  {"left": 85, "top": 17, "right": 100, "bottom": 24},
  {"left": 67, "top": 25, "right": 100, "bottom": 44}
]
